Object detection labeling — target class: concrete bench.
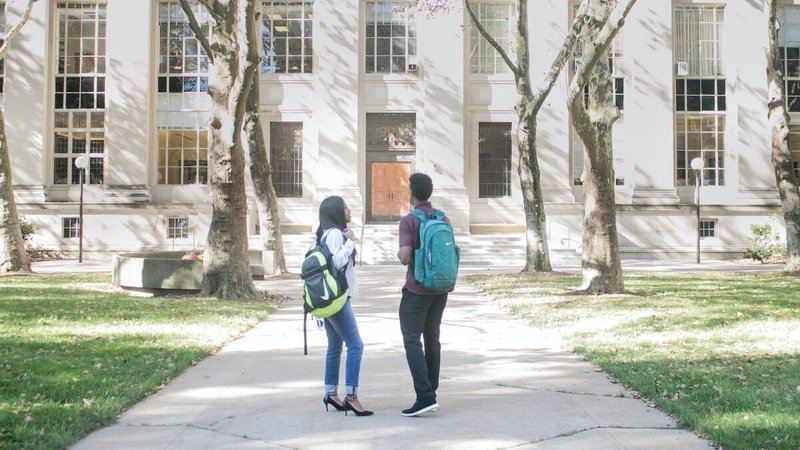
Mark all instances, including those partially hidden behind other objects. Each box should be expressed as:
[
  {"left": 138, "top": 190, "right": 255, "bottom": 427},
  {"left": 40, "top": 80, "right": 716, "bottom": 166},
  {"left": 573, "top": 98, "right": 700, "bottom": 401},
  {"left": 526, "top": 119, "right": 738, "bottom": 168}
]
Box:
[{"left": 112, "top": 250, "right": 271, "bottom": 291}]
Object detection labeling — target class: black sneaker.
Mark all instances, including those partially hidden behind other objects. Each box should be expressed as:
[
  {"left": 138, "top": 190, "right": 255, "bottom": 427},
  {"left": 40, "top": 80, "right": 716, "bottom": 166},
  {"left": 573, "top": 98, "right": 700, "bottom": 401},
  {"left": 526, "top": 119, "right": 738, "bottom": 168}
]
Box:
[{"left": 401, "top": 399, "right": 439, "bottom": 417}]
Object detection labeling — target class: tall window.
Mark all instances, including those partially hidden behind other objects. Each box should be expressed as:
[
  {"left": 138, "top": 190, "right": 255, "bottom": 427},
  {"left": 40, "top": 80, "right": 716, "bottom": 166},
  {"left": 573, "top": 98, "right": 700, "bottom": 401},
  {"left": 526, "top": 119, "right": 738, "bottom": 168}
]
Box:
[
  {"left": 789, "top": 125, "right": 800, "bottom": 179},
  {"left": 778, "top": 7, "right": 800, "bottom": 112},
  {"left": 469, "top": 2, "right": 512, "bottom": 74},
  {"left": 674, "top": 5, "right": 726, "bottom": 186},
  {"left": 365, "top": 1, "right": 416, "bottom": 74},
  {"left": 53, "top": 2, "right": 106, "bottom": 185},
  {"left": 478, "top": 122, "right": 512, "bottom": 197},
  {"left": 270, "top": 122, "right": 303, "bottom": 197},
  {"left": 157, "top": 0, "right": 210, "bottom": 185},
  {"left": 261, "top": 1, "right": 313, "bottom": 74}
]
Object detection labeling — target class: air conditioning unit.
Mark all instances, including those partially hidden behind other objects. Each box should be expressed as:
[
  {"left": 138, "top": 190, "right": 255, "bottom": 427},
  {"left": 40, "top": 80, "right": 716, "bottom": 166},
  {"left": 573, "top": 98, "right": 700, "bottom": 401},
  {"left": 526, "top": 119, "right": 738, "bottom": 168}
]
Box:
[
  {"left": 407, "top": 56, "right": 418, "bottom": 73},
  {"left": 676, "top": 61, "right": 688, "bottom": 76}
]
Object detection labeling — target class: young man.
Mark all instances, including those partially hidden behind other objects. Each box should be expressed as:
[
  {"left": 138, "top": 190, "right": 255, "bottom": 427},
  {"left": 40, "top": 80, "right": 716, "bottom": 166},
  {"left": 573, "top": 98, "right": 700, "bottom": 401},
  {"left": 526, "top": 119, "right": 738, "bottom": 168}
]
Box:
[{"left": 396, "top": 172, "right": 453, "bottom": 417}]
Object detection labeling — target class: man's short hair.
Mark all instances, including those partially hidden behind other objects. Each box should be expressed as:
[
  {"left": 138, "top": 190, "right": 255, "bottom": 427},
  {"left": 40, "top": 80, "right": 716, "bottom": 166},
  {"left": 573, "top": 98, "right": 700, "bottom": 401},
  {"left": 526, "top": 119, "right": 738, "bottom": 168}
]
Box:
[{"left": 409, "top": 173, "right": 433, "bottom": 201}]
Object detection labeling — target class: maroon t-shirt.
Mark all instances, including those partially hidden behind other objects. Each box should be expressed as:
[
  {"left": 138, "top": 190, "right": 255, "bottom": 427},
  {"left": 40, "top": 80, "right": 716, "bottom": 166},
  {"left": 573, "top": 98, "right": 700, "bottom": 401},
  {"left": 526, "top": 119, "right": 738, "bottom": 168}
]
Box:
[{"left": 398, "top": 201, "right": 453, "bottom": 295}]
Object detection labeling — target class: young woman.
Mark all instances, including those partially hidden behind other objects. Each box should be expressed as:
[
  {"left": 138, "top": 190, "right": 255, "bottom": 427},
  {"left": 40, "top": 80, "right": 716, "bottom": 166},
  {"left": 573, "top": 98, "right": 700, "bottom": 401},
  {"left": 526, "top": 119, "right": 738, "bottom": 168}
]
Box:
[{"left": 316, "top": 196, "right": 373, "bottom": 416}]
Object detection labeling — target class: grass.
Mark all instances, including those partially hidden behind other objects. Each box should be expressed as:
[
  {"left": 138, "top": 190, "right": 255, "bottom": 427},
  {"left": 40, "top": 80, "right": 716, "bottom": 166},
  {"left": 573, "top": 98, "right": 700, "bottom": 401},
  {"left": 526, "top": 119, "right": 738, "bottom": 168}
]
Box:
[
  {"left": 0, "top": 273, "right": 281, "bottom": 450},
  {"left": 466, "top": 271, "right": 800, "bottom": 450}
]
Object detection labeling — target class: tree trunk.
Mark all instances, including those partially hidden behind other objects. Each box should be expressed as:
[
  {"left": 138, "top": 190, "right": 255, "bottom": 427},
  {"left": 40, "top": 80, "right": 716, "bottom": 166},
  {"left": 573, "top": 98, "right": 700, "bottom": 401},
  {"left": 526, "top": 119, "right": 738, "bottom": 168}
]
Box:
[
  {"left": 0, "top": 109, "right": 31, "bottom": 273},
  {"left": 569, "top": 0, "right": 625, "bottom": 294},
  {"left": 514, "top": 0, "right": 551, "bottom": 272},
  {"left": 244, "top": 76, "right": 288, "bottom": 273},
  {"left": 767, "top": 0, "right": 800, "bottom": 273},
  {"left": 517, "top": 108, "right": 552, "bottom": 272},
  {"left": 201, "top": 0, "right": 259, "bottom": 299},
  {"left": 577, "top": 113, "right": 623, "bottom": 293}
]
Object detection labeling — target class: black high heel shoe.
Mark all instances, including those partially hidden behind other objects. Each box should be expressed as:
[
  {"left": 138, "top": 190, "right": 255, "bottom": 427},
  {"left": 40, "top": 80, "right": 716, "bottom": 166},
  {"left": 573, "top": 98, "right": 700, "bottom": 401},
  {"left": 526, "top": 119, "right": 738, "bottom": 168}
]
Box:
[
  {"left": 323, "top": 393, "right": 345, "bottom": 411},
  {"left": 343, "top": 395, "right": 374, "bottom": 416}
]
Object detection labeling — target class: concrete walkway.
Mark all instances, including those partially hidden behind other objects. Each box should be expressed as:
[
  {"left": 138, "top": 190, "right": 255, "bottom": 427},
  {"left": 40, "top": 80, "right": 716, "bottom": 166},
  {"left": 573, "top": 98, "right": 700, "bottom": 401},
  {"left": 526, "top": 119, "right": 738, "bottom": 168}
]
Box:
[{"left": 57, "top": 260, "right": 740, "bottom": 450}]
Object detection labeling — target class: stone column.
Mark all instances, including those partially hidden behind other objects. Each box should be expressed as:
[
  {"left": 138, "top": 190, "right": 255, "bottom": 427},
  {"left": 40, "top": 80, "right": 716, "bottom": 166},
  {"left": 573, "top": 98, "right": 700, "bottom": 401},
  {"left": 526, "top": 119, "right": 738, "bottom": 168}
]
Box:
[
  {"left": 628, "top": 0, "right": 679, "bottom": 204},
  {"left": 313, "top": 1, "right": 362, "bottom": 222},
  {"left": 531, "top": 0, "right": 573, "bottom": 203},
  {"left": 5, "top": 0, "right": 48, "bottom": 203},
  {"left": 418, "top": 6, "right": 468, "bottom": 229},
  {"left": 103, "top": 0, "right": 151, "bottom": 202},
  {"left": 731, "top": 1, "right": 777, "bottom": 205}
]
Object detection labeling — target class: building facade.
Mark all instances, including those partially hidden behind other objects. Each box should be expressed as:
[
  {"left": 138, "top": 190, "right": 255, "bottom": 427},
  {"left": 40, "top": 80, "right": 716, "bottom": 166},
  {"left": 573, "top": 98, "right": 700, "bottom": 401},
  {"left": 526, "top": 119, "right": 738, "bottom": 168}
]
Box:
[{"left": 5, "top": 0, "right": 799, "bottom": 265}]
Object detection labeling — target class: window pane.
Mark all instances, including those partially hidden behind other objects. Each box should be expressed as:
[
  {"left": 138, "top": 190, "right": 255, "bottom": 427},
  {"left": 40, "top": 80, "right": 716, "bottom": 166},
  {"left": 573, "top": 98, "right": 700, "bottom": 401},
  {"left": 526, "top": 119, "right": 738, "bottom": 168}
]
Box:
[
  {"left": 478, "top": 122, "right": 512, "bottom": 197},
  {"left": 270, "top": 122, "right": 303, "bottom": 197}
]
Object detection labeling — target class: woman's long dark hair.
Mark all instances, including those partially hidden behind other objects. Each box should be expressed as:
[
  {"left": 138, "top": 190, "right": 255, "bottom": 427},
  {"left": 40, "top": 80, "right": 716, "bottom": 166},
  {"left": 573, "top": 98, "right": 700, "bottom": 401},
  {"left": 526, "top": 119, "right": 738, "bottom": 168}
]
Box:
[{"left": 316, "top": 196, "right": 347, "bottom": 245}]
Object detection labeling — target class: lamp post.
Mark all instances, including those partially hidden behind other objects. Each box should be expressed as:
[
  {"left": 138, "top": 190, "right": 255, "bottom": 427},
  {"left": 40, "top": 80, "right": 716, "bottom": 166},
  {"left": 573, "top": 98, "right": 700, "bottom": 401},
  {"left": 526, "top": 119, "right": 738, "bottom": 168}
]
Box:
[
  {"left": 690, "top": 157, "right": 705, "bottom": 264},
  {"left": 74, "top": 155, "right": 89, "bottom": 263}
]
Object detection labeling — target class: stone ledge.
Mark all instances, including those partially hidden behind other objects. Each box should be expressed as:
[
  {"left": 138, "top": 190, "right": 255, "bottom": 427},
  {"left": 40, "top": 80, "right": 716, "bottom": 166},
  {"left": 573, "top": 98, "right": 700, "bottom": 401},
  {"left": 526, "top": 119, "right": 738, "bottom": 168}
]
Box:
[{"left": 112, "top": 250, "right": 269, "bottom": 291}]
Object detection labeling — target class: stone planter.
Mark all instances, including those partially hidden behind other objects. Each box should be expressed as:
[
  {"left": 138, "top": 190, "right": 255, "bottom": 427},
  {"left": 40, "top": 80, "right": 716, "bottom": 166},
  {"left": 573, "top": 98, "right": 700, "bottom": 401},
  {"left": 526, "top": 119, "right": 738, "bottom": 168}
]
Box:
[{"left": 112, "top": 250, "right": 267, "bottom": 291}]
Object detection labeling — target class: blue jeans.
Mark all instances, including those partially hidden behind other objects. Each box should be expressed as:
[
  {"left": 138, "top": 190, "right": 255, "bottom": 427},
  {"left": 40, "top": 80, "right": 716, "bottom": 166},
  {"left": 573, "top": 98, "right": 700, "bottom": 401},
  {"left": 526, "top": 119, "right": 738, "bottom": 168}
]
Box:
[{"left": 323, "top": 299, "right": 363, "bottom": 396}]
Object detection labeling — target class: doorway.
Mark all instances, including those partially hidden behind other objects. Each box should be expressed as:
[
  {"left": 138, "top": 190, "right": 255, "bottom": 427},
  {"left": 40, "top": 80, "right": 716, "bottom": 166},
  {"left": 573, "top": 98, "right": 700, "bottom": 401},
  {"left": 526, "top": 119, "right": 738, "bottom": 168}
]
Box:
[{"left": 369, "top": 162, "right": 410, "bottom": 221}]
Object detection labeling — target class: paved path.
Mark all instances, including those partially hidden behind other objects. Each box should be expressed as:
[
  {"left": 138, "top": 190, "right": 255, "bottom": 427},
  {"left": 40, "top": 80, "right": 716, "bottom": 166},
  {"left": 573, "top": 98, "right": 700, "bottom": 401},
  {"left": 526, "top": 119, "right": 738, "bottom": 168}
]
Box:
[{"left": 62, "top": 262, "right": 727, "bottom": 449}]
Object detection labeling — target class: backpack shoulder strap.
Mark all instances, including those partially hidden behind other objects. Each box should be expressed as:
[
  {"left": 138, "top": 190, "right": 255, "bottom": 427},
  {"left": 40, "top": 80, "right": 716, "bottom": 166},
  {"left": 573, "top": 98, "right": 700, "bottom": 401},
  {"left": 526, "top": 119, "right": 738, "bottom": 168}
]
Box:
[
  {"left": 410, "top": 209, "right": 427, "bottom": 223},
  {"left": 433, "top": 209, "right": 445, "bottom": 221}
]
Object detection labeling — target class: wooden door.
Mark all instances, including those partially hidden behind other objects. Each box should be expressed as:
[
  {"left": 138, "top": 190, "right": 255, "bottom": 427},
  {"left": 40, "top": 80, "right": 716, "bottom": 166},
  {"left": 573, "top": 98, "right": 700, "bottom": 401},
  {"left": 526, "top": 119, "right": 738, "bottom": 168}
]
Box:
[{"left": 370, "top": 162, "right": 410, "bottom": 221}]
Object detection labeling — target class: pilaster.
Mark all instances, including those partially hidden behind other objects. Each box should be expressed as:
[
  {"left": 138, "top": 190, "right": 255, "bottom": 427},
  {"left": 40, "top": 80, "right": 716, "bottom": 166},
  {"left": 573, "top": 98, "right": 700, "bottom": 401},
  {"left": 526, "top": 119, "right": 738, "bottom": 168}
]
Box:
[
  {"left": 103, "top": 0, "right": 151, "bottom": 202},
  {"left": 5, "top": 0, "right": 48, "bottom": 203},
  {"left": 628, "top": 0, "right": 679, "bottom": 204}
]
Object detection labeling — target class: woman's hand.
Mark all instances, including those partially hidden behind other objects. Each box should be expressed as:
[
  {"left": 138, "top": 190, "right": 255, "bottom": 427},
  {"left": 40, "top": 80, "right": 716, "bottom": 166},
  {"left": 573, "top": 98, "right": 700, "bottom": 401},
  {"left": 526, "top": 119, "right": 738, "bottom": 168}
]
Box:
[{"left": 343, "top": 228, "right": 356, "bottom": 241}]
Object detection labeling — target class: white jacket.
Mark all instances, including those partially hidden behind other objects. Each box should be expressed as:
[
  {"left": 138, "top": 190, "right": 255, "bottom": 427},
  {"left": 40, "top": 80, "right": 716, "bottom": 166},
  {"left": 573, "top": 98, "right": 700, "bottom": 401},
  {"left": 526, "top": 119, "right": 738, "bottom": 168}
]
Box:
[{"left": 323, "top": 228, "right": 358, "bottom": 298}]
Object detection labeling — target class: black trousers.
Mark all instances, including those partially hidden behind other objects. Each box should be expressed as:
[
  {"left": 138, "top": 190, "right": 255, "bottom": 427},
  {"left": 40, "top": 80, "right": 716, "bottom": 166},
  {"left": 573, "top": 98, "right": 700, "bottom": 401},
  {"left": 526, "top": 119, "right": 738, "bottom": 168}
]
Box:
[{"left": 399, "top": 288, "right": 448, "bottom": 403}]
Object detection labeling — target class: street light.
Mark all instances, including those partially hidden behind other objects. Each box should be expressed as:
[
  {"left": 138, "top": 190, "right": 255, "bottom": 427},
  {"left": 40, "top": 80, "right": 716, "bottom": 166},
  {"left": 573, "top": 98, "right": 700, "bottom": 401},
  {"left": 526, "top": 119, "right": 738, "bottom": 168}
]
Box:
[
  {"left": 74, "top": 155, "right": 89, "bottom": 263},
  {"left": 690, "top": 157, "right": 705, "bottom": 264}
]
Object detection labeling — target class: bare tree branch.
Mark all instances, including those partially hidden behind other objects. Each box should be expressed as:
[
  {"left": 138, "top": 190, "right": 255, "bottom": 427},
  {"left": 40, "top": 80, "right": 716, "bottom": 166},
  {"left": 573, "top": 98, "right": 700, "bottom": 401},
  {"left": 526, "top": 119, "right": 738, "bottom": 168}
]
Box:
[
  {"left": 568, "top": 0, "right": 636, "bottom": 106},
  {"left": 464, "top": 0, "right": 519, "bottom": 76},
  {"left": 178, "top": 0, "right": 214, "bottom": 64},
  {"left": 0, "top": 0, "right": 37, "bottom": 62},
  {"left": 196, "top": 0, "right": 222, "bottom": 15},
  {"left": 531, "top": 0, "right": 589, "bottom": 108}
]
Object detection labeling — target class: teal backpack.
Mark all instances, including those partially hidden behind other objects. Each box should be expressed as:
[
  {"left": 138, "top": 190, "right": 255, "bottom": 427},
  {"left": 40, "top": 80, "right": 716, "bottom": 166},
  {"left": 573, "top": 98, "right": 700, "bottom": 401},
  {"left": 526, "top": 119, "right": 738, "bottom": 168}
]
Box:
[{"left": 410, "top": 209, "right": 460, "bottom": 291}]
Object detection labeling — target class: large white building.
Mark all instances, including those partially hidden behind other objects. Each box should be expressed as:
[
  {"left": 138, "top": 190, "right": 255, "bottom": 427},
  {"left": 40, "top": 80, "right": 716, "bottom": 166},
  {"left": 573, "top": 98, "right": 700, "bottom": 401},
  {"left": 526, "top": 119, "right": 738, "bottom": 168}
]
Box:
[{"left": 5, "top": 0, "right": 800, "bottom": 265}]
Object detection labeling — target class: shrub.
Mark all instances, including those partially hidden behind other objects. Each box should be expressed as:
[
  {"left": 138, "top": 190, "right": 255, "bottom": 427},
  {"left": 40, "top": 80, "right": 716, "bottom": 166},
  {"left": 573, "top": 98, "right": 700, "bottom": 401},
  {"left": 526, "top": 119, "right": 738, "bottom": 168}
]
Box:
[
  {"left": 19, "top": 216, "right": 35, "bottom": 244},
  {"left": 743, "top": 224, "right": 785, "bottom": 263},
  {"left": 18, "top": 216, "right": 63, "bottom": 261}
]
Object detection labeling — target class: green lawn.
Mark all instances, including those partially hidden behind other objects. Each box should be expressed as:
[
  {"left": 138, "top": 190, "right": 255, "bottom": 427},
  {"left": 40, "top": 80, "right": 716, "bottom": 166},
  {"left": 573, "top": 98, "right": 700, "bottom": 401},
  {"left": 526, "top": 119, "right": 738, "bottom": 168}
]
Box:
[
  {"left": 0, "top": 273, "right": 280, "bottom": 450},
  {"left": 466, "top": 271, "right": 800, "bottom": 450}
]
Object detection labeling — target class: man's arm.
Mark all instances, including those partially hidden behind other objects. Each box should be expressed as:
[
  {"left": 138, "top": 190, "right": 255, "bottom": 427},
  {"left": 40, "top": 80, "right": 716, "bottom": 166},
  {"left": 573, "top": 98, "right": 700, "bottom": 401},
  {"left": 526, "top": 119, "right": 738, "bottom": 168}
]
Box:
[
  {"left": 397, "top": 215, "right": 414, "bottom": 266},
  {"left": 397, "top": 246, "right": 412, "bottom": 266}
]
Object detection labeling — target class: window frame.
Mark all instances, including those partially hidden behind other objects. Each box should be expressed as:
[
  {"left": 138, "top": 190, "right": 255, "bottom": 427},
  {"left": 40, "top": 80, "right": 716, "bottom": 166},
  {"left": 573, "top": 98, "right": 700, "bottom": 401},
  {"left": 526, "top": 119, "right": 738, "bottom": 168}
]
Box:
[
  {"left": 477, "top": 121, "right": 512, "bottom": 198},
  {"left": 673, "top": 4, "right": 727, "bottom": 188},
  {"left": 52, "top": 1, "right": 107, "bottom": 186},
  {"left": 62, "top": 216, "right": 80, "bottom": 239},
  {"left": 260, "top": 1, "right": 314, "bottom": 75},
  {"left": 167, "top": 216, "right": 190, "bottom": 239},
  {"left": 699, "top": 219, "right": 717, "bottom": 239},
  {"left": 155, "top": 0, "right": 211, "bottom": 186},
  {"left": 269, "top": 121, "right": 304, "bottom": 198},
  {"left": 467, "top": 0, "right": 514, "bottom": 76},
  {"left": 364, "top": 0, "right": 418, "bottom": 76}
]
